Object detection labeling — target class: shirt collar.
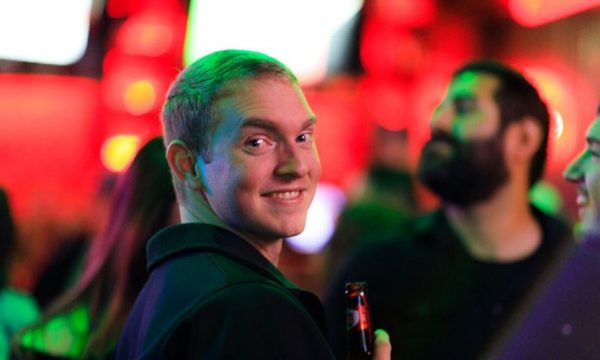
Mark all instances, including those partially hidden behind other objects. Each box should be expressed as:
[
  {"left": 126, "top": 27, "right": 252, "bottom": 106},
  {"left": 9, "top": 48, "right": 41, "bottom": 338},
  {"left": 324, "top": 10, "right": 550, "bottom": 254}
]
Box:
[{"left": 146, "top": 223, "right": 298, "bottom": 290}]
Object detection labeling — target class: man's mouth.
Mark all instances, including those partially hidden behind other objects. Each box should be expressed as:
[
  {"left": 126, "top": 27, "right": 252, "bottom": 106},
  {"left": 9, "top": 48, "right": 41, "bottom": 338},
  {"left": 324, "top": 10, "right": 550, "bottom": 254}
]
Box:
[
  {"left": 262, "top": 190, "right": 303, "bottom": 200},
  {"left": 576, "top": 187, "right": 589, "bottom": 207},
  {"left": 422, "top": 139, "right": 455, "bottom": 159}
]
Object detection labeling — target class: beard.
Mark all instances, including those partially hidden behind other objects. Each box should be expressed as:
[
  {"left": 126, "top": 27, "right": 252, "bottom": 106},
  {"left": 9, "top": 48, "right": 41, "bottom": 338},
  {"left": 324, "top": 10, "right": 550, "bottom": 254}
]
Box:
[{"left": 417, "top": 129, "right": 509, "bottom": 208}]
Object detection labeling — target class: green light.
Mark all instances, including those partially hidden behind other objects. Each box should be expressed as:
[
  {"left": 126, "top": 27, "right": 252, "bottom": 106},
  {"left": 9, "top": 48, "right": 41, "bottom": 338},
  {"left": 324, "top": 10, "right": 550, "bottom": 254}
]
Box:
[
  {"left": 529, "top": 181, "right": 563, "bottom": 216},
  {"left": 20, "top": 304, "right": 90, "bottom": 357}
]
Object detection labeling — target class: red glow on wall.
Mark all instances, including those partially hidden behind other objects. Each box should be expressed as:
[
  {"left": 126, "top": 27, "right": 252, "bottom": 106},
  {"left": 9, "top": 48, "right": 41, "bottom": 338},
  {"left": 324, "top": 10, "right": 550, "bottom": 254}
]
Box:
[
  {"left": 508, "top": 0, "right": 600, "bottom": 27},
  {"left": 358, "top": 77, "right": 411, "bottom": 131},
  {"left": 107, "top": 0, "right": 178, "bottom": 18},
  {"left": 360, "top": 22, "right": 425, "bottom": 77},
  {"left": 369, "top": 0, "right": 436, "bottom": 28},
  {"left": 0, "top": 74, "right": 103, "bottom": 220},
  {"left": 303, "top": 78, "right": 371, "bottom": 190}
]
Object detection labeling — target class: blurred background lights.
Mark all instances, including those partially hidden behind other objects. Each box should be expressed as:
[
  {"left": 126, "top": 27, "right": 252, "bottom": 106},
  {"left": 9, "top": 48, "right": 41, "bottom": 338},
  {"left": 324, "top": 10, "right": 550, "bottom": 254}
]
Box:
[
  {"left": 509, "top": 0, "right": 600, "bottom": 27},
  {"left": 116, "top": 17, "right": 174, "bottom": 57},
  {"left": 524, "top": 65, "right": 579, "bottom": 164},
  {"left": 370, "top": 0, "right": 436, "bottom": 27},
  {"left": 553, "top": 110, "right": 564, "bottom": 139},
  {"left": 529, "top": 180, "right": 564, "bottom": 216},
  {"left": 0, "top": 0, "right": 93, "bottom": 65},
  {"left": 101, "top": 135, "right": 141, "bottom": 173},
  {"left": 184, "top": 0, "right": 363, "bottom": 85},
  {"left": 286, "top": 183, "right": 347, "bottom": 254},
  {"left": 124, "top": 80, "right": 157, "bottom": 116}
]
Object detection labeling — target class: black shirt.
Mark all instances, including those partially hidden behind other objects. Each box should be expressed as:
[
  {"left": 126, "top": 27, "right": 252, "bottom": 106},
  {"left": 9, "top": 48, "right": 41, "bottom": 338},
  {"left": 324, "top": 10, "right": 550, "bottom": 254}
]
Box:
[
  {"left": 325, "top": 206, "right": 571, "bottom": 360},
  {"left": 117, "top": 224, "right": 334, "bottom": 360}
]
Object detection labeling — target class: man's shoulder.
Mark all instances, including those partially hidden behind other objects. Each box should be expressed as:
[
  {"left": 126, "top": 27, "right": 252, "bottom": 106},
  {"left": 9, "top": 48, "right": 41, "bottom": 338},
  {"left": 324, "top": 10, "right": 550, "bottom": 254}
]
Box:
[
  {"left": 532, "top": 206, "right": 573, "bottom": 255},
  {"left": 192, "top": 281, "right": 304, "bottom": 315},
  {"left": 532, "top": 206, "right": 571, "bottom": 238},
  {"left": 145, "top": 282, "right": 332, "bottom": 359}
]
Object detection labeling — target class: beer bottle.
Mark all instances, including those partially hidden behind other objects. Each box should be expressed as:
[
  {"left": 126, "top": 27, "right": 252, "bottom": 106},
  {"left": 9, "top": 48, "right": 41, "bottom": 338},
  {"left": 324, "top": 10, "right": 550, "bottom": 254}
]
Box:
[{"left": 345, "top": 282, "right": 374, "bottom": 360}]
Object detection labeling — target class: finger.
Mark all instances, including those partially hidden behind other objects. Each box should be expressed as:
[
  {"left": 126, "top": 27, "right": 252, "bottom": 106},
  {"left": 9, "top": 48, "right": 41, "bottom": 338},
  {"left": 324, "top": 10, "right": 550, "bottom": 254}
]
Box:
[{"left": 373, "top": 329, "right": 391, "bottom": 360}]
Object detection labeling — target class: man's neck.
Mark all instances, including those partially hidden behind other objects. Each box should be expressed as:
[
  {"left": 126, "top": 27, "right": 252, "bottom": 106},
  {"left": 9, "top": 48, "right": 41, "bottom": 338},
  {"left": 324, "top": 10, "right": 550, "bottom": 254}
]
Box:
[
  {"left": 444, "top": 184, "right": 541, "bottom": 263},
  {"left": 179, "top": 203, "right": 283, "bottom": 266},
  {"left": 244, "top": 237, "right": 283, "bottom": 266}
]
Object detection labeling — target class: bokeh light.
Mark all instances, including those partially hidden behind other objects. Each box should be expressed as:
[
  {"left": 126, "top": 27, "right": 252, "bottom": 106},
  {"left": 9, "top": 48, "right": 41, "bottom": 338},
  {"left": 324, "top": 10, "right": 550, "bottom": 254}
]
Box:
[{"left": 101, "top": 135, "right": 141, "bottom": 173}]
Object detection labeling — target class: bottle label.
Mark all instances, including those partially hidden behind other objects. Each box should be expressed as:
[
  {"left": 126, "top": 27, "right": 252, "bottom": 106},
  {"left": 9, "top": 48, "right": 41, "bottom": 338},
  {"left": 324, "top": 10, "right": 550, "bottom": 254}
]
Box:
[
  {"left": 346, "top": 304, "right": 369, "bottom": 330},
  {"left": 346, "top": 308, "right": 359, "bottom": 330}
]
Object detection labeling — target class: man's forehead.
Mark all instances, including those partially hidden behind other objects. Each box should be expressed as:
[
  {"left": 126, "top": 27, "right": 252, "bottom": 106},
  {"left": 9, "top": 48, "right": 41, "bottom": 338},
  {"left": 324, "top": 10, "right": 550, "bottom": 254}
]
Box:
[{"left": 448, "top": 71, "right": 500, "bottom": 98}]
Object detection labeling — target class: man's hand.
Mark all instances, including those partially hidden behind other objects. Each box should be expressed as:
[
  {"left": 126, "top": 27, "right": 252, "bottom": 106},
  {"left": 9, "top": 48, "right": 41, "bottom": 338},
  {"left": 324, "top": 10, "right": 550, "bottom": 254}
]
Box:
[{"left": 373, "top": 329, "right": 392, "bottom": 360}]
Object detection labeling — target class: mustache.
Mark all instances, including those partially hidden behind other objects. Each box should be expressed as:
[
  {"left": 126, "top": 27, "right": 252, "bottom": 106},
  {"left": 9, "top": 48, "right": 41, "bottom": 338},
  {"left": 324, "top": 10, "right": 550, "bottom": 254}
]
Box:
[{"left": 426, "top": 130, "right": 458, "bottom": 147}]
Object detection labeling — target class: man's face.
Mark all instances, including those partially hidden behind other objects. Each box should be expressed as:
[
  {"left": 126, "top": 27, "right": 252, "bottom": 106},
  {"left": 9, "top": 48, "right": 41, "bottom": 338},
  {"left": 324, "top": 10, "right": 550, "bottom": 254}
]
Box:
[
  {"left": 417, "top": 71, "right": 510, "bottom": 207},
  {"left": 564, "top": 116, "right": 600, "bottom": 237},
  {"left": 202, "top": 76, "right": 321, "bottom": 242}
]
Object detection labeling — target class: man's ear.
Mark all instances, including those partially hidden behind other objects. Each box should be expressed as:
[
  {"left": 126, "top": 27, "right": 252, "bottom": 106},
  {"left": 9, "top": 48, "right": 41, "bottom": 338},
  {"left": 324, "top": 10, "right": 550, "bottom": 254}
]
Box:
[
  {"left": 166, "top": 140, "right": 204, "bottom": 191},
  {"left": 504, "top": 116, "right": 543, "bottom": 162}
]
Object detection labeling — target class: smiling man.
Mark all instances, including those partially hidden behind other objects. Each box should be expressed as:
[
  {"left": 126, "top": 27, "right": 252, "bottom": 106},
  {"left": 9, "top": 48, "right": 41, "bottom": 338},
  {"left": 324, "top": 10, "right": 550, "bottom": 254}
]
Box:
[
  {"left": 325, "top": 61, "right": 572, "bottom": 359},
  {"left": 565, "top": 107, "right": 600, "bottom": 238},
  {"left": 115, "top": 50, "right": 390, "bottom": 360},
  {"left": 495, "top": 105, "right": 600, "bottom": 359}
]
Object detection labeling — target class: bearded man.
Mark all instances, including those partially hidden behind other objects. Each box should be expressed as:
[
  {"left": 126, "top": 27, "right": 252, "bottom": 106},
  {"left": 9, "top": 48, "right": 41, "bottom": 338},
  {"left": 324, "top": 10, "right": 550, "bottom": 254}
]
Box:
[{"left": 324, "top": 61, "right": 572, "bottom": 360}]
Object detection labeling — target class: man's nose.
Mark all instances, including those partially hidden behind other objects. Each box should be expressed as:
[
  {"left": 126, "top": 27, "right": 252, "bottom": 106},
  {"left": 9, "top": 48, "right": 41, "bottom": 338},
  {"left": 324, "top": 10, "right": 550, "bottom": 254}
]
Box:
[
  {"left": 275, "top": 143, "right": 309, "bottom": 179},
  {"left": 564, "top": 151, "right": 586, "bottom": 183},
  {"left": 430, "top": 105, "right": 452, "bottom": 133}
]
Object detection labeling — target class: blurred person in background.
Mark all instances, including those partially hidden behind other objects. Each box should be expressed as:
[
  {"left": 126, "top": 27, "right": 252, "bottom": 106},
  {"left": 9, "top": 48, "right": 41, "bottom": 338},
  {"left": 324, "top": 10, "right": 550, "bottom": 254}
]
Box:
[
  {"left": 0, "top": 188, "right": 40, "bottom": 360},
  {"left": 325, "top": 126, "right": 421, "bottom": 279},
  {"left": 494, "top": 104, "right": 600, "bottom": 359},
  {"left": 13, "top": 137, "right": 177, "bottom": 359},
  {"left": 325, "top": 60, "right": 572, "bottom": 359},
  {"left": 115, "top": 49, "right": 390, "bottom": 359}
]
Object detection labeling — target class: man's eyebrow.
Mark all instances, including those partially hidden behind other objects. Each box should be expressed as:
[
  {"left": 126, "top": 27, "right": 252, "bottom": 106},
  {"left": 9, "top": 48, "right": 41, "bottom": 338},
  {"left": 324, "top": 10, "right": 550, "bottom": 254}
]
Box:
[
  {"left": 241, "top": 117, "right": 317, "bottom": 130},
  {"left": 586, "top": 137, "right": 600, "bottom": 147},
  {"left": 241, "top": 118, "right": 278, "bottom": 131},
  {"left": 303, "top": 117, "right": 317, "bottom": 127},
  {"left": 452, "top": 94, "right": 476, "bottom": 101}
]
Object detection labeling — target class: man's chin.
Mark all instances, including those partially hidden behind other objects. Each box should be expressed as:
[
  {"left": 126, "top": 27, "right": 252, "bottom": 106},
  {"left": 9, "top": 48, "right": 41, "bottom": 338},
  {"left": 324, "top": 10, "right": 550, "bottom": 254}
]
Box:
[
  {"left": 280, "top": 223, "right": 306, "bottom": 239},
  {"left": 578, "top": 216, "right": 597, "bottom": 235}
]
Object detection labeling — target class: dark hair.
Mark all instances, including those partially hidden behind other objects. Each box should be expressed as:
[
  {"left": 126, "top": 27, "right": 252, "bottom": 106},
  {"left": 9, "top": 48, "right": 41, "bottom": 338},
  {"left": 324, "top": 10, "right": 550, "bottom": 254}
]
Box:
[
  {"left": 17, "top": 137, "right": 176, "bottom": 359},
  {"left": 453, "top": 60, "right": 550, "bottom": 186},
  {"left": 0, "top": 187, "right": 16, "bottom": 288},
  {"left": 161, "top": 49, "right": 298, "bottom": 202}
]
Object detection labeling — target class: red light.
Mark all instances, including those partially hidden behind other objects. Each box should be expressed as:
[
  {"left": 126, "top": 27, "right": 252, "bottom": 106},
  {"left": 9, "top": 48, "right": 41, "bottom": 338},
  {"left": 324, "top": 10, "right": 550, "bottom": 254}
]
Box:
[
  {"left": 369, "top": 0, "right": 436, "bottom": 27},
  {"left": 102, "top": 50, "right": 172, "bottom": 115},
  {"left": 360, "top": 22, "right": 425, "bottom": 77},
  {"left": 0, "top": 74, "right": 102, "bottom": 219},
  {"left": 358, "top": 77, "right": 411, "bottom": 131},
  {"left": 508, "top": 0, "right": 600, "bottom": 27},
  {"left": 116, "top": 15, "right": 174, "bottom": 57}
]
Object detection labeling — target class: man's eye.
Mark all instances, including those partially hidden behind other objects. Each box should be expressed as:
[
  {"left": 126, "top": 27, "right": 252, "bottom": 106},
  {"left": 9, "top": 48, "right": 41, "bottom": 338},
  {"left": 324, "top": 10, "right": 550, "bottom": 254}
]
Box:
[
  {"left": 589, "top": 147, "right": 600, "bottom": 161},
  {"left": 244, "top": 137, "right": 274, "bottom": 154},
  {"left": 455, "top": 98, "right": 475, "bottom": 115},
  {"left": 296, "top": 133, "right": 313, "bottom": 143},
  {"left": 247, "top": 138, "right": 265, "bottom": 147}
]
